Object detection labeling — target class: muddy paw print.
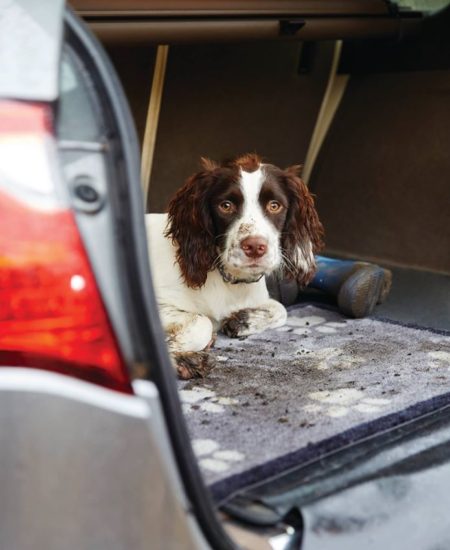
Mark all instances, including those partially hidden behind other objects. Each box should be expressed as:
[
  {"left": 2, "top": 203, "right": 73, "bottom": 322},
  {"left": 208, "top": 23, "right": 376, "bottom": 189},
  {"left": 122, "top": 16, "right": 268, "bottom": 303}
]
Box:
[
  {"left": 304, "top": 346, "right": 365, "bottom": 371},
  {"left": 192, "top": 438, "right": 245, "bottom": 473},
  {"left": 277, "top": 315, "right": 348, "bottom": 336},
  {"left": 179, "top": 386, "right": 238, "bottom": 414},
  {"left": 303, "top": 388, "right": 390, "bottom": 418},
  {"left": 427, "top": 351, "right": 450, "bottom": 370}
]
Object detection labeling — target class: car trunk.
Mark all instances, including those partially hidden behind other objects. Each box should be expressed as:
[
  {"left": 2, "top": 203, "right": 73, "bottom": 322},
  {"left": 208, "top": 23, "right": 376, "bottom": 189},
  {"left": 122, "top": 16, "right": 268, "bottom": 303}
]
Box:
[{"left": 76, "top": 1, "right": 450, "bottom": 544}]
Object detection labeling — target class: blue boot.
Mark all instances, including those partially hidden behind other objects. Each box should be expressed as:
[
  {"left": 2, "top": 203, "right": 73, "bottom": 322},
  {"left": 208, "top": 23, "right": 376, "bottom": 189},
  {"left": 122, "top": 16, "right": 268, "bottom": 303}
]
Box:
[
  {"left": 266, "top": 256, "right": 392, "bottom": 318},
  {"left": 310, "top": 256, "right": 392, "bottom": 318}
]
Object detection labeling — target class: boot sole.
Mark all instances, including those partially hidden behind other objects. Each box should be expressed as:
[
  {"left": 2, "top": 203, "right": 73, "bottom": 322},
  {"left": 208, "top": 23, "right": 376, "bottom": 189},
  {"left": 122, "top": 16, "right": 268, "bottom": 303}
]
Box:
[{"left": 337, "top": 266, "right": 385, "bottom": 318}]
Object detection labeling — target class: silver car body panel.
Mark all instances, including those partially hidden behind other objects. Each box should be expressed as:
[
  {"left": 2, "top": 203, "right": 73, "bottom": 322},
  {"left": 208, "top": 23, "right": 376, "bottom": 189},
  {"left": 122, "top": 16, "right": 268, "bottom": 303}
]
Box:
[
  {"left": 0, "top": 369, "right": 209, "bottom": 550},
  {"left": 0, "top": 0, "right": 64, "bottom": 101}
]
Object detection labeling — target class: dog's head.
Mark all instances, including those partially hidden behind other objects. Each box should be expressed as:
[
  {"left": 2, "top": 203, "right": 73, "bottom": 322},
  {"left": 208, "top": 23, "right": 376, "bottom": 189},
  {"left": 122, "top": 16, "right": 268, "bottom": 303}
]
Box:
[{"left": 166, "top": 154, "right": 324, "bottom": 288}]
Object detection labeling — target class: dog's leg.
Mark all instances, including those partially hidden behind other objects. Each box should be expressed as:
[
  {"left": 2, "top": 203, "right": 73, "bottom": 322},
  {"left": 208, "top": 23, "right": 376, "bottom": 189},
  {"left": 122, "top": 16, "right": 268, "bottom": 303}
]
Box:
[
  {"left": 221, "top": 299, "right": 287, "bottom": 338},
  {"left": 159, "top": 307, "right": 216, "bottom": 379}
]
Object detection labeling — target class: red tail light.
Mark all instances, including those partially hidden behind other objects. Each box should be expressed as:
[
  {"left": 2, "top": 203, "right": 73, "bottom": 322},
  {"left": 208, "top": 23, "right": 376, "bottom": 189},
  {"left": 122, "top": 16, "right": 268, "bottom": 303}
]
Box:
[{"left": 0, "top": 101, "right": 132, "bottom": 393}]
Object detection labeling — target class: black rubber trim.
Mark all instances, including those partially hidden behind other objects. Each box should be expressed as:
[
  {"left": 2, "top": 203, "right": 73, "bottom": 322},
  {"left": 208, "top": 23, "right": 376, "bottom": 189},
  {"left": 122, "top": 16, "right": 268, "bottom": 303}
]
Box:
[{"left": 64, "top": 9, "right": 236, "bottom": 550}]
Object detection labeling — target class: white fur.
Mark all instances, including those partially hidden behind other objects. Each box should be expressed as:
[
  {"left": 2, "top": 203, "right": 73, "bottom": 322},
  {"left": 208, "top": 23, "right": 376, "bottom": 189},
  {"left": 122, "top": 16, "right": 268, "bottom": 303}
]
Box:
[
  {"left": 293, "top": 239, "right": 315, "bottom": 277},
  {"left": 220, "top": 167, "right": 281, "bottom": 279}
]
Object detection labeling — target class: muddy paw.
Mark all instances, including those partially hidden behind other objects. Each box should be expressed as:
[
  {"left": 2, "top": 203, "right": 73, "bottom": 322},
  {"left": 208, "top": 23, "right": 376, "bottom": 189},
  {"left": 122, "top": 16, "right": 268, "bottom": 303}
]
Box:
[
  {"left": 221, "top": 310, "right": 250, "bottom": 338},
  {"left": 174, "top": 351, "right": 216, "bottom": 380}
]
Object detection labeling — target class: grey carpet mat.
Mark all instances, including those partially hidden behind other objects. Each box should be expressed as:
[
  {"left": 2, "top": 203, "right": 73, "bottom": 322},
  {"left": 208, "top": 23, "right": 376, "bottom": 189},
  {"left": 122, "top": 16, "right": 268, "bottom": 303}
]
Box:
[{"left": 178, "top": 304, "right": 450, "bottom": 501}]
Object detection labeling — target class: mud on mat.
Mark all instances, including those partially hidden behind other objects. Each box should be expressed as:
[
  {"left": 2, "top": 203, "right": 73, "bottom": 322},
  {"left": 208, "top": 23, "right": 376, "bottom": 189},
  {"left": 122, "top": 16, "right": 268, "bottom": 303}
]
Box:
[{"left": 178, "top": 305, "right": 450, "bottom": 502}]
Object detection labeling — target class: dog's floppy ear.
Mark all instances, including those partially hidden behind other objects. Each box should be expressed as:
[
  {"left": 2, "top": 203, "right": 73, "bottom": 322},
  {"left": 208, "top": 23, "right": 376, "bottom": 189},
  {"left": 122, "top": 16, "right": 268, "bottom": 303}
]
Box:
[
  {"left": 281, "top": 165, "right": 325, "bottom": 286},
  {"left": 165, "top": 160, "right": 217, "bottom": 288}
]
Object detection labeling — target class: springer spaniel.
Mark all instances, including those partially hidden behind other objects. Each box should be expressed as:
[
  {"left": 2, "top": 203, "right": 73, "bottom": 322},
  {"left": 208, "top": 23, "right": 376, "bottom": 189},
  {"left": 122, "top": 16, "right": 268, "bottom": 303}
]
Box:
[{"left": 146, "top": 154, "right": 324, "bottom": 379}]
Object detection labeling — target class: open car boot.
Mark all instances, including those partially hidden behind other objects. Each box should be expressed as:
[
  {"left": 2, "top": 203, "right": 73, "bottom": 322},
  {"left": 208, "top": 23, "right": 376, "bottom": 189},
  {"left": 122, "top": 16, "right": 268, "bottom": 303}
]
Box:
[{"left": 12, "top": 2, "right": 444, "bottom": 549}]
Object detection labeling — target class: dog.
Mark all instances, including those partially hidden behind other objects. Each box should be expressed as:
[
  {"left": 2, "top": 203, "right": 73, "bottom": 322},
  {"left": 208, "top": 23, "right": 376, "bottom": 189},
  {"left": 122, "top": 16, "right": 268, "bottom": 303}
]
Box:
[{"left": 146, "top": 154, "right": 324, "bottom": 379}]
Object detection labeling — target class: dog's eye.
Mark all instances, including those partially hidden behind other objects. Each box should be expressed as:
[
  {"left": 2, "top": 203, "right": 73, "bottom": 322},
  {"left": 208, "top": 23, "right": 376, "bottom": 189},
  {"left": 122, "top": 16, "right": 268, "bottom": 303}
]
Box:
[
  {"left": 219, "top": 201, "right": 235, "bottom": 213},
  {"left": 267, "top": 200, "right": 283, "bottom": 214}
]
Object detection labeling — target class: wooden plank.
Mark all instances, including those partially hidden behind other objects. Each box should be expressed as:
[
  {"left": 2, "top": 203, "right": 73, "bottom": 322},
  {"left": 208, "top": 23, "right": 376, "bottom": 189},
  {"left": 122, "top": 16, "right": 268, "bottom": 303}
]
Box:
[{"left": 141, "top": 45, "right": 169, "bottom": 204}]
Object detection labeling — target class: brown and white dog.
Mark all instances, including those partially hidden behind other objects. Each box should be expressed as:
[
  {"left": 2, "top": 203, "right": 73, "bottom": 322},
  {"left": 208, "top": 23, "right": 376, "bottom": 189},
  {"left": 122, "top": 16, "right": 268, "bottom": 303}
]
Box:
[{"left": 146, "top": 154, "right": 324, "bottom": 379}]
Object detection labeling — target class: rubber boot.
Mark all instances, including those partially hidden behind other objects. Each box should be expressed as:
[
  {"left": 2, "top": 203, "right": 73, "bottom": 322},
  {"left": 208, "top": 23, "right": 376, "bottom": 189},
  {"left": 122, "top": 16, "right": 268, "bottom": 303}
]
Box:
[
  {"left": 267, "top": 256, "right": 392, "bottom": 318},
  {"left": 310, "top": 256, "right": 392, "bottom": 318}
]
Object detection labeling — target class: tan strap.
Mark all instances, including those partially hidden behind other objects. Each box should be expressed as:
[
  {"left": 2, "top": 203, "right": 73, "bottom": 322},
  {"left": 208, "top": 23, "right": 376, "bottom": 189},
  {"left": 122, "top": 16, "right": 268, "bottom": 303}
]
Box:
[{"left": 302, "top": 40, "right": 349, "bottom": 185}]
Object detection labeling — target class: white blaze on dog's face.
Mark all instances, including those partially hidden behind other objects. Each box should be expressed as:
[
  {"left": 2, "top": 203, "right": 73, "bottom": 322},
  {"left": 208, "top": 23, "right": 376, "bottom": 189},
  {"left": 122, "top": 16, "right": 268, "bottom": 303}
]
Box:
[
  {"left": 221, "top": 167, "right": 283, "bottom": 280},
  {"left": 166, "top": 153, "right": 324, "bottom": 289}
]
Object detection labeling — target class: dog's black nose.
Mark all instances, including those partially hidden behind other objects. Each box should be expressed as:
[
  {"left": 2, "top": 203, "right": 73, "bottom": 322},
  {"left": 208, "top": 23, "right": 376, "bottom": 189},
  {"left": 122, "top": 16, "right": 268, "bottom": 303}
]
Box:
[{"left": 240, "top": 236, "right": 268, "bottom": 258}]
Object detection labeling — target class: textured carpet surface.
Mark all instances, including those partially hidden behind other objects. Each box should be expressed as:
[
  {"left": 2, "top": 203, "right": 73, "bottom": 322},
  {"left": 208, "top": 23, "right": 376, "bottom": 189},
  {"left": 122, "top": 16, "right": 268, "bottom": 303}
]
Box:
[{"left": 179, "top": 305, "right": 450, "bottom": 493}]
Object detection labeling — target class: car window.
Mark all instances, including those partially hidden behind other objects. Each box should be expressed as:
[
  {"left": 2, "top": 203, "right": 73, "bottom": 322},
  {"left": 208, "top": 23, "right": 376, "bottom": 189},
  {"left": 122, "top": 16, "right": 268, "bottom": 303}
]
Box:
[{"left": 56, "top": 49, "right": 104, "bottom": 142}]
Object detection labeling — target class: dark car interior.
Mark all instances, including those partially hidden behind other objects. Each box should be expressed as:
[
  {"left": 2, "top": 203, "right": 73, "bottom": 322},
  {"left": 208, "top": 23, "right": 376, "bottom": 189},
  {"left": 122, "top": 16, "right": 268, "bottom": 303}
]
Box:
[
  {"left": 72, "top": 1, "right": 450, "bottom": 546},
  {"left": 75, "top": 0, "right": 450, "bottom": 329}
]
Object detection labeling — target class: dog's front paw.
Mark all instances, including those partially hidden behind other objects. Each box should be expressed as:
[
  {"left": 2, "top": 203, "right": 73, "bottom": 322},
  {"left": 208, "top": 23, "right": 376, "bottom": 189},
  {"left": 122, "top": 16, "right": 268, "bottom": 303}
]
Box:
[
  {"left": 174, "top": 351, "right": 216, "bottom": 380},
  {"left": 221, "top": 301, "right": 287, "bottom": 338},
  {"left": 221, "top": 310, "right": 250, "bottom": 338}
]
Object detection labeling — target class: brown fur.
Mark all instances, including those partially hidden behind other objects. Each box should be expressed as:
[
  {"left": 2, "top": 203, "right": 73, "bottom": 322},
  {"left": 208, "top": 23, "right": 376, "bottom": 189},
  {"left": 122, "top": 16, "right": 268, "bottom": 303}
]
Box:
[
  {"left": 165, "top": 167, "right": 218, "bottom": 288},
  {"left": 281, "top": 165, "right": 325, "bottom": 286},
  {"left": 174, "top": 351, "right": 216, "bottom": 379},
  {"left": 221, "top": 309, "right": 250, "bottom": 338},
  {"left": 232, "top": 153, "right": 262, "bottom": 173}
]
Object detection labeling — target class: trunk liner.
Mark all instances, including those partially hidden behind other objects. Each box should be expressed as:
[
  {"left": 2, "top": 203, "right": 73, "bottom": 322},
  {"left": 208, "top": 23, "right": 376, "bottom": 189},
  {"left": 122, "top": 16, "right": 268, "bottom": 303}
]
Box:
[{"left": 179, "top": 302, "right": 450, "bottom": 503}]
